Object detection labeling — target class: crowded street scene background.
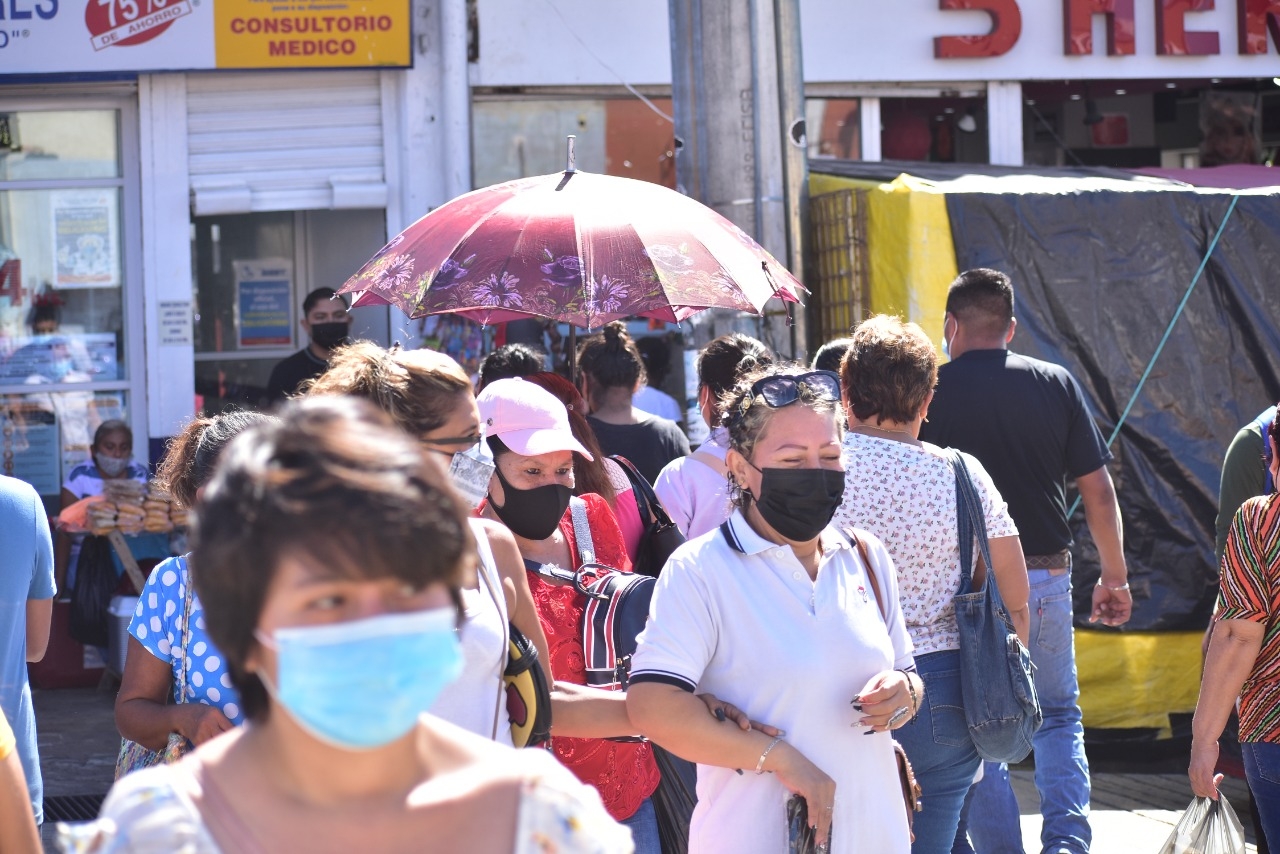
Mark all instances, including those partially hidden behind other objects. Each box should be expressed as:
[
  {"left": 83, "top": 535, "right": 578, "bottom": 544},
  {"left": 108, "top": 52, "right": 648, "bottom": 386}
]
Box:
[{"left": 4, "top": 1, "right": 1280, "bottom": 852}]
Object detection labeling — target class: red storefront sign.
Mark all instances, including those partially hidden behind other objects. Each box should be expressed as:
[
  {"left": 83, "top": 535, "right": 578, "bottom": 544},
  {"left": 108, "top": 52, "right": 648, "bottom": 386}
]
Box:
[{"left": 934, "top": 0, "right": 1279, "bottom": 57}]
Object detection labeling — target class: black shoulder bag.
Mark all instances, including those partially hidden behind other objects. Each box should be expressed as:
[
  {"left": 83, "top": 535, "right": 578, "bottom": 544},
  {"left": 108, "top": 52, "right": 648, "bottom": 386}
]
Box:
[{"left": 609, "top": 454, "right": 686, "bottom": 578}]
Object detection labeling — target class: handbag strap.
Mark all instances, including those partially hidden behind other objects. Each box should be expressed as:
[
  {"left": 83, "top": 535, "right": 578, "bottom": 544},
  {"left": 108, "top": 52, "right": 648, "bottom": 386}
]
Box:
[
  {"left": 176, "top": 556, "right": 195, "bottom": 705},
  {"left": 609, "top": 455, "right": 677, "bottom": 531},
  {"left": 609, "top": 455, "right": 654, "bottom": 529},
  {"left": 690, "top": 449, "right": 728, "bottom": 478},
  {"left": 946, "top": 449, "right": 1006, "bottom": 609},
  {"left": 569, "top": 496, "right": 595, "bottom": 566},
  {"left": 474, "top": 544, "right": 510, "bottom": 742},
  {"left": 842, "top": 528, "right": 888, "bottom": 625}
]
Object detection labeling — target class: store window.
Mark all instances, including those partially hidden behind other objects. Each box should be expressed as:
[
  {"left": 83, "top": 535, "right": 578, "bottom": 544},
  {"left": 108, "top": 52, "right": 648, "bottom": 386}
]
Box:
[
  {"left": 807, "top": 98, "right": 862, "bottom": 161},
  {"left": 472, "top": 97, "right": 677, "bottom": 189},
  {"left": 191, "top": 208, "right": 387, "bottom": 414},
  {"left": 0, "top": 106, "right": 140, "bottom": 507}
]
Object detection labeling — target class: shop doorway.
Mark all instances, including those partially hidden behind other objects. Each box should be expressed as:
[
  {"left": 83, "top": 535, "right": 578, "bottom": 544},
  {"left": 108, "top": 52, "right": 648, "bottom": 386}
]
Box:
[{"left": 191, "top": 208, "right": 388, "bottom": 414}]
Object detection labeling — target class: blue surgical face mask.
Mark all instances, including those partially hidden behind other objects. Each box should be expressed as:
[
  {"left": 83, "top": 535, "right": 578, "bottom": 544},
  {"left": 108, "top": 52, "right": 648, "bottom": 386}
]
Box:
[{"left": 258, "top": 606, "right": 463, "bottom": 751}]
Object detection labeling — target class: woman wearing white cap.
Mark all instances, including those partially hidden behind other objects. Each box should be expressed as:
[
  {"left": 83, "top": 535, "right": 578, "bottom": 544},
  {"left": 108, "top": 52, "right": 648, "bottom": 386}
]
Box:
[
  {"left": 475, "top": 377, "right": 661, "bottom": 850},
  {"left": 476, "top": 378, "right": 768, "bottom": 854}
]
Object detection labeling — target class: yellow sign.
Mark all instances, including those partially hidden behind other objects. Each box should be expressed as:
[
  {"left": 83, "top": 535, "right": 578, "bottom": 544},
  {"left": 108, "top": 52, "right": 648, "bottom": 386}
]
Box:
[{"left": 214, "top": 0, "right": 411, "bottom": 69}]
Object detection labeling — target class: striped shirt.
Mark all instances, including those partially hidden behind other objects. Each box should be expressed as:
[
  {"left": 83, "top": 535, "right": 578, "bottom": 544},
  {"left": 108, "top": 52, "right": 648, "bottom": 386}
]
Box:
[{"left": 1217, "top": 492, "right": 1280, "bottom": 742}]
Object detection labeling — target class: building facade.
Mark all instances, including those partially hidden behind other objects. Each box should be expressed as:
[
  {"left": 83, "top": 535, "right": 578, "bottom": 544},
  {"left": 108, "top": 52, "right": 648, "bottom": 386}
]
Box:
[{"left": 3, "top": 0, "right": 1277, "bottom": 504}]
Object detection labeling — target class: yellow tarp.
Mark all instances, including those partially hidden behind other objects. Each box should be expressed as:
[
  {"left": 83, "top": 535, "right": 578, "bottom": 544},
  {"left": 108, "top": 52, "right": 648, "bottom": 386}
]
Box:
[
  {"left": 808, "top": 173, "right": 959, "bottom": 346},
  {"left": 1077, "top": 629, "right": 1203, "bottom": 734}
]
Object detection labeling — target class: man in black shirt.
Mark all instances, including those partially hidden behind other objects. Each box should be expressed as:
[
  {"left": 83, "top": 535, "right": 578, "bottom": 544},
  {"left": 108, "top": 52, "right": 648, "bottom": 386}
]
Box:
[
  {"left": 921, "top": 268, "right": 1130, "bottom": 854},
  {"left": 266, "top": 288, "right": 351, "bottom": 403}
]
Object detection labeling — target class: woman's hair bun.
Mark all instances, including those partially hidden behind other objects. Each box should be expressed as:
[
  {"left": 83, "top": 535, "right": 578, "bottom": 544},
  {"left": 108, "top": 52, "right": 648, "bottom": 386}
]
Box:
[{"left": 603, "top": 320, "right": 628, "bottom": 345}]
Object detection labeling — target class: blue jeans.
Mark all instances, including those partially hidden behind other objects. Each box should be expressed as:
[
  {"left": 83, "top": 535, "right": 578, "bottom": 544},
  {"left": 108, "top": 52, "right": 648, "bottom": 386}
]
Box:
[
  {"left": 958, "top": 571, "right": 1090, "bottom": 854},
  {"left": 896, "top": 650, "right": 982, "bottom": 854},
  {"left": 1244, "top": 742, "right": 1280, "bottom": 849},
  {"left": 620, "top": 796, "right": 661, "bottom": 854}
]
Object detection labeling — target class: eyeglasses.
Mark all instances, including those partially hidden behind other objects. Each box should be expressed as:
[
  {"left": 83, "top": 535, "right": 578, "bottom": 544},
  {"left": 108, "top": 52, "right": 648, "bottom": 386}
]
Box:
[
  {"left": 426, "top": 434, "right": 483, "bottom": 446},
  {"left": 738, "top": 370, "right": 842, "bottom": 416}
]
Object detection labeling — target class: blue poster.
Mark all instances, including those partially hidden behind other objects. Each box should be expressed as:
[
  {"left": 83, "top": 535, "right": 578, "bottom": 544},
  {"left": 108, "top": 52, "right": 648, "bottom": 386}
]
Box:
[{"left": 235, "top": 260, "right": 293, "bottom": 348}]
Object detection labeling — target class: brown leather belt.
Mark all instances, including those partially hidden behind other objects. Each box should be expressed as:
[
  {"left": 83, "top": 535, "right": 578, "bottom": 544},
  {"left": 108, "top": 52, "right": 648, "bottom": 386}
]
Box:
[{"left": 1025, "top": 550, "right": 1072, "bottom": 573}]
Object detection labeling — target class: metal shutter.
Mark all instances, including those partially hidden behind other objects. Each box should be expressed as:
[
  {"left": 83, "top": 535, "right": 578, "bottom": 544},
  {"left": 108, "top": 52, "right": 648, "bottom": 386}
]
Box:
[{"left": 187, "top": 70, "right": 388, "bottom": 215}]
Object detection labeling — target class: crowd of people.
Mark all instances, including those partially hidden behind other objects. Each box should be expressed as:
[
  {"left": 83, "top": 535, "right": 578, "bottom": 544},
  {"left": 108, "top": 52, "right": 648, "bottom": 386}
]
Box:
[{"left": 3, "top": 264, "right": 1279, "bottom": 854}]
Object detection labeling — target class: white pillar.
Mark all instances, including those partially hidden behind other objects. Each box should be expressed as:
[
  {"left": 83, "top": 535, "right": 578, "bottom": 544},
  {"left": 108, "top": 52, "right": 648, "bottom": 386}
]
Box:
[
  {"left": 859, "top": 97, "right": 881, "bottom": 161},
  {"left": 987, "top": 81, "right": 1024, "bottom": 166},
  {"left": 138, "top": 73, "right": 196, "bottom": 440},
  {"left": 440, "top": 0, "right": 472, "bottom": 199}
]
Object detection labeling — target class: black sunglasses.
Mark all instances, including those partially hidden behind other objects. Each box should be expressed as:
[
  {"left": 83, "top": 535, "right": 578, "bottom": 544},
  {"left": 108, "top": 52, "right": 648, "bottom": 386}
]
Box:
[{"left": 739, "top": 370, "right": 842, "bottom": 416}]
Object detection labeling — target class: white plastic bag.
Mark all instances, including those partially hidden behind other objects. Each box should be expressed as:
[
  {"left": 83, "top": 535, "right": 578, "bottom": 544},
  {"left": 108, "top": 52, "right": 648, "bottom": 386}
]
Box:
[{"left": 1157, "top": 795, "right": 1247, "bottom": 854}]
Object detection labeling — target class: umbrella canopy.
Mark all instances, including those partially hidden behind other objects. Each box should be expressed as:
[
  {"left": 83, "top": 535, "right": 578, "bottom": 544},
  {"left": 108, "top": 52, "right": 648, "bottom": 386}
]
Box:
[{"left": 339, "top": 167, "right": 802, "bottom": 329}]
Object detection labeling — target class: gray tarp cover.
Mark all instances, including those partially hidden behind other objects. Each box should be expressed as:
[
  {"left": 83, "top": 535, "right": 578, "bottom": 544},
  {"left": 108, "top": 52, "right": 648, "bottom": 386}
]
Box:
[{"left": 945, "top": 190, "right": 1280, "bottom": 630}]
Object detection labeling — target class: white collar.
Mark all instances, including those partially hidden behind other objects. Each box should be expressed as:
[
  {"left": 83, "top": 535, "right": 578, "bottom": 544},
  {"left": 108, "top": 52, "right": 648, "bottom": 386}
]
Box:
[{"left": 721, "top": 510, "right": 852, "bottom": 557}]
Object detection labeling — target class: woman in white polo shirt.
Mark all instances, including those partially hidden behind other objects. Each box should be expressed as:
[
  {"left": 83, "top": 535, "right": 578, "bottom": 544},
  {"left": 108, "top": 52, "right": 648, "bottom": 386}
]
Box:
[{"left": 628, "top": 365, "right": 920, "bottom": 854}]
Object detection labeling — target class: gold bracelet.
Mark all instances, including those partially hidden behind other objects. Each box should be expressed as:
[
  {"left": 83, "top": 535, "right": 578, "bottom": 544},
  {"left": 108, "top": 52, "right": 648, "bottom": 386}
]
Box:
[{"left": 755, "top": 735, "right": 784, "bottom": 775}]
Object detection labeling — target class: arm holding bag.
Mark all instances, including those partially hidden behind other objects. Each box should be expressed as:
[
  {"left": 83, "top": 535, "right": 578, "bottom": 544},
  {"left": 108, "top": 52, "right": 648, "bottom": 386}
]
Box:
[{"left": 1157, "top": 795, "right": 1246, "bottom": 854}]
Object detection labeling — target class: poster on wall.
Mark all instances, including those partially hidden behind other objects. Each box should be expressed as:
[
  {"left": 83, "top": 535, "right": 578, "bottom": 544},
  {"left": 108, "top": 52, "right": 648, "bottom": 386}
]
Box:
[
  {"left": 51, "top": 191, "right": 120, "bottom": 289},
  {"left": 235, "top": 260, "right": 293, "bottom": 349},
  {"left": 4, "top": 0, "right": 410, "bottom": 75},
  {"left": 1, "top": 408, "right": 60, "bottom": 497}
]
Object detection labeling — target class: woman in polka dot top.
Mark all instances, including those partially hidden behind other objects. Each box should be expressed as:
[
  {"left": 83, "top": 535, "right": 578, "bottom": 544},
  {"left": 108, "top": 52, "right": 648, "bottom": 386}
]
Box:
[{"left": 114, "top": 411, "right": 274, "bottom": 762}]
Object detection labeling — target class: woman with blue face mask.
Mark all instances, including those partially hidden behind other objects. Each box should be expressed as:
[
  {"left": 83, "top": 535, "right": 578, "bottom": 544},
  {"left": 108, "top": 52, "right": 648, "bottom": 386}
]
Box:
[
  {"left": 60, "top": 397, "right": 633, "bottom": 854},
  {"left": 306, "top": 341, "right": 553, "bottom": 746}
]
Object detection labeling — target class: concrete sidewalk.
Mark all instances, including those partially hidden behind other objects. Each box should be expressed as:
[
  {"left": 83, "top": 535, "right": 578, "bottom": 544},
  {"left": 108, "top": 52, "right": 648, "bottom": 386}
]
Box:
[
  {"left": 33, "top": 686, "right": 1263, "bottom": 852},
  {"left": 1007, "top": 767, "right": 1259, "bottom": 854}
]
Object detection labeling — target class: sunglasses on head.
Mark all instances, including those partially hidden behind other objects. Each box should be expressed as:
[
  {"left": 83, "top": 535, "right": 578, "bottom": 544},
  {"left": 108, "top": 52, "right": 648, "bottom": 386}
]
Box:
[{"left": 738, "top": 370, "right": 842, "bottom": 416}]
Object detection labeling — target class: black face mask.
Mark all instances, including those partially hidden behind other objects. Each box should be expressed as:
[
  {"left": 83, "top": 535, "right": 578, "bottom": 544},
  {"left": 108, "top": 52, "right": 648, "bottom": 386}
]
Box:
[
  {"left": 749, "top": 466, "right": 846, "bottom": 543},
  {"left": 310, "top": 322, "right": 350, "bottom": 351},
  {"left": 489, "top": 464, "right": 572, "bottom": 542}
]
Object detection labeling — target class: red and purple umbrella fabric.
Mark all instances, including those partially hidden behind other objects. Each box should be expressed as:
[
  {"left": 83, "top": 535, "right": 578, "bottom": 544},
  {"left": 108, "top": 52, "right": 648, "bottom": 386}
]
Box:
[{"left": 339, "top": 168, "right": 802, "bottom": 329}]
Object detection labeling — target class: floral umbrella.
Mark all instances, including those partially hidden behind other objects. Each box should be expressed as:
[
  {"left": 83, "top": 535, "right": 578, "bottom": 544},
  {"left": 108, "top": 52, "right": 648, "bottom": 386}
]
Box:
[{"left": 338, "top": 160, "right": 802, "bottom": 331}]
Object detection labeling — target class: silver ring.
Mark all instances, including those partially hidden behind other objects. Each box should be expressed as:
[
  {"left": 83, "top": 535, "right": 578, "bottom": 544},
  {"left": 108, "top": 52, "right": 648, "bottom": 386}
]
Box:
[{"left": 886, "top": 706, "right": 910, "bottom": 728}]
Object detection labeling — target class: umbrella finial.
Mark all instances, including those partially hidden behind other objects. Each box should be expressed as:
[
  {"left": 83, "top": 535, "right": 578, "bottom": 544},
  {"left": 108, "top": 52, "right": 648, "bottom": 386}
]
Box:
[{"left": 566, "top": 135, "right": 576, "bottom": 174}]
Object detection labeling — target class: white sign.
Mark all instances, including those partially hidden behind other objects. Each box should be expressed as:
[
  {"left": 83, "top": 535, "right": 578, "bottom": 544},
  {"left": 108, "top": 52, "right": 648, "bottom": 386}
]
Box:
[
  {"left": 158, "top": 299, "right": 192, "bottom": 347},
  {"left": 51, "top": 190, "right": 120, "bottom": 289},
  {"left": 473, "top": 0, "right": 1279, "bottom": 87}
]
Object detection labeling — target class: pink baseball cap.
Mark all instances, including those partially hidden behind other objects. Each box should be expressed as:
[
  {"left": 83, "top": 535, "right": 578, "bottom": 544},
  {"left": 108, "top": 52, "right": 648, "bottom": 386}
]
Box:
[{"left": 476, "top": 378, "right": 594, "bottom": 461}]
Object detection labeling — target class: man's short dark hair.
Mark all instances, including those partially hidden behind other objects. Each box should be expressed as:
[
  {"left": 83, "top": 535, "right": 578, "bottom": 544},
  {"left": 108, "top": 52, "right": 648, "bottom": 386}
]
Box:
[
  {"left": 478, "top": 343, "right": 546, "bottom": 389},
  {"left": 811, "top": 337, "right": 855, "bottom": 374},
  {"left": 946, "top": 268, "right": 1015, "bottom": 339},
  {"left": 302, "top": 287, "right": 345, "bottom": 316}
]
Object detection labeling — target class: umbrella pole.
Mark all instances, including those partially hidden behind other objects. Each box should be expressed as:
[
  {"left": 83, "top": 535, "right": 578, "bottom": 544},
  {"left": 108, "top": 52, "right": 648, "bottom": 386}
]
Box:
[{"left": 567, "top": 325, "right": 577, "bottom": 384}]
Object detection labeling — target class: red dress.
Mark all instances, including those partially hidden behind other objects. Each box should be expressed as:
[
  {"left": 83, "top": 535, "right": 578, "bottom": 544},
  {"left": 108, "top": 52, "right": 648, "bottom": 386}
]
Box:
[{"left": 525, "top": 493, "right": 661, "bottom": 821}]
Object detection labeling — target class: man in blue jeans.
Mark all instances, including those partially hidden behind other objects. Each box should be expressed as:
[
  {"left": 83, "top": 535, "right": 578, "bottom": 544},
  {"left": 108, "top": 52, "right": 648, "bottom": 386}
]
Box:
[{"left": 922, "top": 268, "right": 1132, "bottom": 854}]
